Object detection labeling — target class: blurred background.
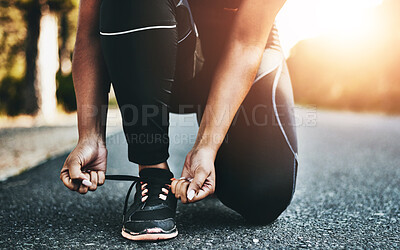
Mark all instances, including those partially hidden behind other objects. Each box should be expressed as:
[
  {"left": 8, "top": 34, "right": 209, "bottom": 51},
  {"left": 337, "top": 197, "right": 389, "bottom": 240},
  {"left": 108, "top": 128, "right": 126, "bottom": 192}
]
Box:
[
  {"left": 0, "top": 0, "right": 399, "bottom": 178},
  {"left": 277, "top": 0, "right": 400, "bottom": 114},
  {"left": 1, "top": 0, "right": 399, "bottom": 118}
]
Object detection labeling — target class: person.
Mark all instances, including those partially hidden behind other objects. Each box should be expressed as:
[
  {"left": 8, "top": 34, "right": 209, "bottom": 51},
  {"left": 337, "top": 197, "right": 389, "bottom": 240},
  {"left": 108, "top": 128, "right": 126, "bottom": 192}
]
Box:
[{"left": 60, "top": 0, "right": 298, "bottom": 241}]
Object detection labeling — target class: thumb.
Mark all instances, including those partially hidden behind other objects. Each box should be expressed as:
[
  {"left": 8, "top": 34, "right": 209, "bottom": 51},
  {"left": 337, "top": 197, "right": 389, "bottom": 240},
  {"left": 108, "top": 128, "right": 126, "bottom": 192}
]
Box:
[
  {"left": 187, "top": 169, "right": 208, "bottom": 201},
  {"left": 68, "top": 162, "right": 92, "bottom": 187}
]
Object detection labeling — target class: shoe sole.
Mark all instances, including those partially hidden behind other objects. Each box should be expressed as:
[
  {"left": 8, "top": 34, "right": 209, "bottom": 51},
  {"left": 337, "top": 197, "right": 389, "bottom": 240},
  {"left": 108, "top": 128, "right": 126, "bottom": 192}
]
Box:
[{"left": 121, "top": 228, "right": 178, "bottom": 241}]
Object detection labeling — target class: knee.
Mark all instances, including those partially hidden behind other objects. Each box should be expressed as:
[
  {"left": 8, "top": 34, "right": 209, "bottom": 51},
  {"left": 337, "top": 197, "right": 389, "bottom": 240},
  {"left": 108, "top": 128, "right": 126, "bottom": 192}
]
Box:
[
  {"left": 217, "top": 181, "right": 293, "bottom": 225},
  {"left": 239, "top": 195, "right": 292, "bottom": 225}
]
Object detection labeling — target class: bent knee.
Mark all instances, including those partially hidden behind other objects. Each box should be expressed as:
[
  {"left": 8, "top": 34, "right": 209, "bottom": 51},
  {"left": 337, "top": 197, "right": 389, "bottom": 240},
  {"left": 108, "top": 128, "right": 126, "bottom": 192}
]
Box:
[
  {"left": 240, "top": 199, "right": 291, "bottom": 225},
  {"left": 217, "top": 184, "right": 293, "bottom": 225}
]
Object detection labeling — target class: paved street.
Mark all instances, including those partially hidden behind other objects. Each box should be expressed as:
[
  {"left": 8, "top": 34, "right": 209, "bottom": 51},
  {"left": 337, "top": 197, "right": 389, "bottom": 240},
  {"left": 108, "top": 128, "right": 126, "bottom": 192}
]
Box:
[{"left": 1, "top": 110, "right": 399, "bottom": 248}]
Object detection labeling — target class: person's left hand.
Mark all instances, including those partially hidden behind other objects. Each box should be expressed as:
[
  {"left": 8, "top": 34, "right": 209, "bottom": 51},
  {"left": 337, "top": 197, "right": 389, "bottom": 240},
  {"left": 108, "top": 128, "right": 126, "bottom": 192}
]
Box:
[{"left": 171, "top": 147, "right": 216, "bottom": 203}]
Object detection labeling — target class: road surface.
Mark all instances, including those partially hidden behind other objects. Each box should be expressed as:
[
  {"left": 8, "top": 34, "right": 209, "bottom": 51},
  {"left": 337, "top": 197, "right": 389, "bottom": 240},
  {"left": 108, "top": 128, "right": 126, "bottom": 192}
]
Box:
[{"left": 1, "top": 109, "right": 399, "bottom": 248}]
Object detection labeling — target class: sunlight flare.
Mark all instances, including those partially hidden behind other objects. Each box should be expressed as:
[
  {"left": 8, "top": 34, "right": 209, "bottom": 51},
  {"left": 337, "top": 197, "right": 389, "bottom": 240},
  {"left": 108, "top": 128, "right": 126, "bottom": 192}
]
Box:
[{"left": 276, "top": 0, "right": 383, "bottom": 56}]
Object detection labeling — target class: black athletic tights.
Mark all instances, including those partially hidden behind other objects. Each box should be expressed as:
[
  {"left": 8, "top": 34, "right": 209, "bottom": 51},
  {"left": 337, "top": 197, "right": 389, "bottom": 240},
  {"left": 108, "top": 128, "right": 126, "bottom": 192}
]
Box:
[{"left": 100, "top": 0, "right": 298, "bottom": 224}]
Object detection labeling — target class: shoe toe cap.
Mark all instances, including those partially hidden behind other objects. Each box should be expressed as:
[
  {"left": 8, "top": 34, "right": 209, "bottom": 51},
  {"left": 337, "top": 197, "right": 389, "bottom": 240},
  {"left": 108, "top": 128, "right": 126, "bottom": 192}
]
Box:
[{"left": 124, "top": 217, "right": 176, "bottom": 233}]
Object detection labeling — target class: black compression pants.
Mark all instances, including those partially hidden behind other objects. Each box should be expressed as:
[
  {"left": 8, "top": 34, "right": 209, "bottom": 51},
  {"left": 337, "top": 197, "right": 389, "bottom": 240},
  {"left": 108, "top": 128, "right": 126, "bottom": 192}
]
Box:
[{"left": 100, "top": 0, "right": 298, "bottom": 224}]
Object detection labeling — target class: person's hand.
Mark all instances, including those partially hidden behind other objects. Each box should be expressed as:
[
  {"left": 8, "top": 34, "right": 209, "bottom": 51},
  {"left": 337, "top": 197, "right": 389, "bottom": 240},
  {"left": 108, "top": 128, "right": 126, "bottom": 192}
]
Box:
[
  {"left": 172, "top": 147, "right": 216, "bottom": 203},
  {"left": 60, "top": 138, "right": 107, "bottom": 194}
]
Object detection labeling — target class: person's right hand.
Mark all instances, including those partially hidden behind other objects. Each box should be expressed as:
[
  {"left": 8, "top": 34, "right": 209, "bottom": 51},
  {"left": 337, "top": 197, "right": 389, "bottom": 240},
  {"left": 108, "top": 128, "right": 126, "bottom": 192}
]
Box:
[
  {"left": 60, "top": 139, "right": 107, "bottom": 194},
  {"left": 171, "top": 146, "right": 216, "bottom": 203}
]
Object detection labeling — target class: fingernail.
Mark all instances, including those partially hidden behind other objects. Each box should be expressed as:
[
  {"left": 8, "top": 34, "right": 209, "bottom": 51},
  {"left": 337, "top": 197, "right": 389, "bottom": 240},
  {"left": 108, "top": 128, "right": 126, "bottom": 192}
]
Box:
[
  {"left": 187, "top": 190, "right": 195, "bottom": 200},
  {"left": 82, "top": 179, "right": 92, "bottom": 187}
]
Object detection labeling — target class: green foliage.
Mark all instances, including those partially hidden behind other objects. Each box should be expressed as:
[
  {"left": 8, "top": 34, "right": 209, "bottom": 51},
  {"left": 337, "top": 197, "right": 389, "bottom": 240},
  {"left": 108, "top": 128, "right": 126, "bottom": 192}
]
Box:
[
  {"left": 0, "top": 0, "right": 78, "bottom": 115},
  {"left": 0, "top": 4, "right": 26, "bottom": 80},
  {"left": 0, "top": 76, "right": 24, "bottom": 116},
  {"left": 56, "top": 71, "right": 76, "bottom": 112},
  {"left": 108, "top": 96, "right": 118, "bottom": 109}
]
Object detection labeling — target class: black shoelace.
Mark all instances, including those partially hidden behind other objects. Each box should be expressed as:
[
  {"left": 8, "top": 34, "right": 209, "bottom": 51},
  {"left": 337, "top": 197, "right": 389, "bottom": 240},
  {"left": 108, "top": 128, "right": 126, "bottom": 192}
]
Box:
[{"left": 105, "top": 175, "right": 170, "bottom": 220}]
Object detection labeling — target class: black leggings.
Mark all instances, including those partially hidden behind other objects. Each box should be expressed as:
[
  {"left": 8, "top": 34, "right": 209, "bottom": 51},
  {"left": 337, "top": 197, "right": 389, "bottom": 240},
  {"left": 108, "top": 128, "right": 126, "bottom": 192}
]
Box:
[{"left": 100, "top": 0, "right": 298, "bottom": 224}]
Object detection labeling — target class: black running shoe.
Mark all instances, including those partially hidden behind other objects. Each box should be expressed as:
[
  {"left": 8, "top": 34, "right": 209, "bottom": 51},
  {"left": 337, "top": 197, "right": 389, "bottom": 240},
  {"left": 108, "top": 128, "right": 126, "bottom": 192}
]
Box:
[{"left": 106, "top": 168, "right": 177, "bottom": 241}]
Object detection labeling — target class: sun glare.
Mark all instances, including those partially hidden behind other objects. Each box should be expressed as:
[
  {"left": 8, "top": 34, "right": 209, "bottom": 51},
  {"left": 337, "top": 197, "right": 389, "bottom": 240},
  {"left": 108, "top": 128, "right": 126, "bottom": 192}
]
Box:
[
  {"left": 276, "top": 0, "right": 383, "bottom": 56},
  {"left": 316, "top": 0, "right": 382, "bottom": 36}
]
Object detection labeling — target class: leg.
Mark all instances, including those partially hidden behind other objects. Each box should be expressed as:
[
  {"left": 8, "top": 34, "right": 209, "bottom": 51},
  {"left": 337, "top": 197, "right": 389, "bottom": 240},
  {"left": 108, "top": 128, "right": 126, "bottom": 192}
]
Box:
[
  {"left": 193, "top": 59, "right": 298, "bottom": 224},
  {"left": 99, "top": 0, "right": 183, "bottom": 240},
  {"left": 170, "top": 0, "right": 202, "bottom": 114},
  {"left": 187, "top": 4, "right": 298, "bottom": 223},
  {"left": 100, "top": 0, "right": 178, "bottom": 166},
  {"left": 214, "top": 59, "right": 298, "bottom": 224}
]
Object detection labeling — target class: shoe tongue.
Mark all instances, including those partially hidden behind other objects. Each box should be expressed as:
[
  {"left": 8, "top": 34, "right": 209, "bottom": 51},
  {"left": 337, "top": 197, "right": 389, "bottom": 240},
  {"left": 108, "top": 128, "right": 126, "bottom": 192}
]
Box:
[
  {"left": 139, "top": 169, "right": 173, "bottom": 206},
  {"left": 139, "top": 168, "right": 173, "bottom": 181}
]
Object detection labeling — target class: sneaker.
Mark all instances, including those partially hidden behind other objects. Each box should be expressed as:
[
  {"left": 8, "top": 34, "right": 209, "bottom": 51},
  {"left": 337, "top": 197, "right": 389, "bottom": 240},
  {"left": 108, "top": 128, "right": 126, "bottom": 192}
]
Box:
[{"left": 106, "top": 168, "right": 177, "bottom": 241}]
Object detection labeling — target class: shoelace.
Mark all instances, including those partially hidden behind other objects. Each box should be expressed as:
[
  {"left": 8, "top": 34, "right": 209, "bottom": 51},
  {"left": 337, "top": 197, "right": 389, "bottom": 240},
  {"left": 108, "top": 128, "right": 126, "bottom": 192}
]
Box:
[{"left": 105, "top": 175, "right": 170, "bottom": 220}]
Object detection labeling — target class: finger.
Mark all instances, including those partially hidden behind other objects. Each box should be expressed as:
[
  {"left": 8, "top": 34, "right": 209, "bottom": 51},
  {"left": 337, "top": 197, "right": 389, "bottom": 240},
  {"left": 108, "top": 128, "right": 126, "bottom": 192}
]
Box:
[
  {"left": 68, "top": 162, "right": 89, "bottom": 182},
  {"left": 97, "top": 171, "right": 105, "bottom": 186},
  {"left": 189, "top": 188, "right": 209, "bottom": 202},
  {"left": 78, "top": 183, "right": 89, "bottom": 194},
  {"left": 178, "top": 181, "right": 190, "bottom": 204},
  {"left": 179, "top": 177, "right": 192, "bottom": 182},
  {"left": 89, "top": 171, "right": 98, "bottom": 191},
  {"left": 78, "top": 173, "right": 90, "bottom": 194},
  {"left": 174, "top": 179, "right": 187, "bottom": 199},
  {"left": 187, "top": 169, "right": 208, "bottom": 201},
  {"left": 60, "top": 169, "right": 79, "bottom": 191},
  {"left": 190, "top": 171, "right": 215, "bottom": 203},
  {"left": 171, "top": 179, "right": 178, "bottom": 194}
]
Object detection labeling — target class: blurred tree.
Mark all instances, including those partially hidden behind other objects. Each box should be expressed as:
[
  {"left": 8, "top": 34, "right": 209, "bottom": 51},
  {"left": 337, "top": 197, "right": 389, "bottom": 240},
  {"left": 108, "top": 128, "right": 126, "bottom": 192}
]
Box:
[
  {"left": 55, "top": 0, "right": 79, "bottom": 113},
  {"left": 0, "top": 2, "right": 27, "bottom": 115},
  {"left": 0, "top": 0, "right": 78, "bottom": 116},
  {"left": 18, "top": 0, "right": 42, "bottom": 115},
  {"left": 56, "top": 71, "right": 76, "bottom": 112}
]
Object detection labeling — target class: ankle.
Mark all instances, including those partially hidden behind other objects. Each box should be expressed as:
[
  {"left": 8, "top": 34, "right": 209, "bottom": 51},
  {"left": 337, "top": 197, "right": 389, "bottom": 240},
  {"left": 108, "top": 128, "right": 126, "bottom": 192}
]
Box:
[{"left": 139, "top": 162, "right": 169, "bottom": 172}]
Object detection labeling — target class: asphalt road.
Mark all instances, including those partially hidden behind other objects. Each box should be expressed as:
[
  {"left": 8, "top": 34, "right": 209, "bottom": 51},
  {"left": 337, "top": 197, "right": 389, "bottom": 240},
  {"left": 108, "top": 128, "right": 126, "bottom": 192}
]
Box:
[{"left": 1, "top": 110, "right": 399, "bottom": 249}]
